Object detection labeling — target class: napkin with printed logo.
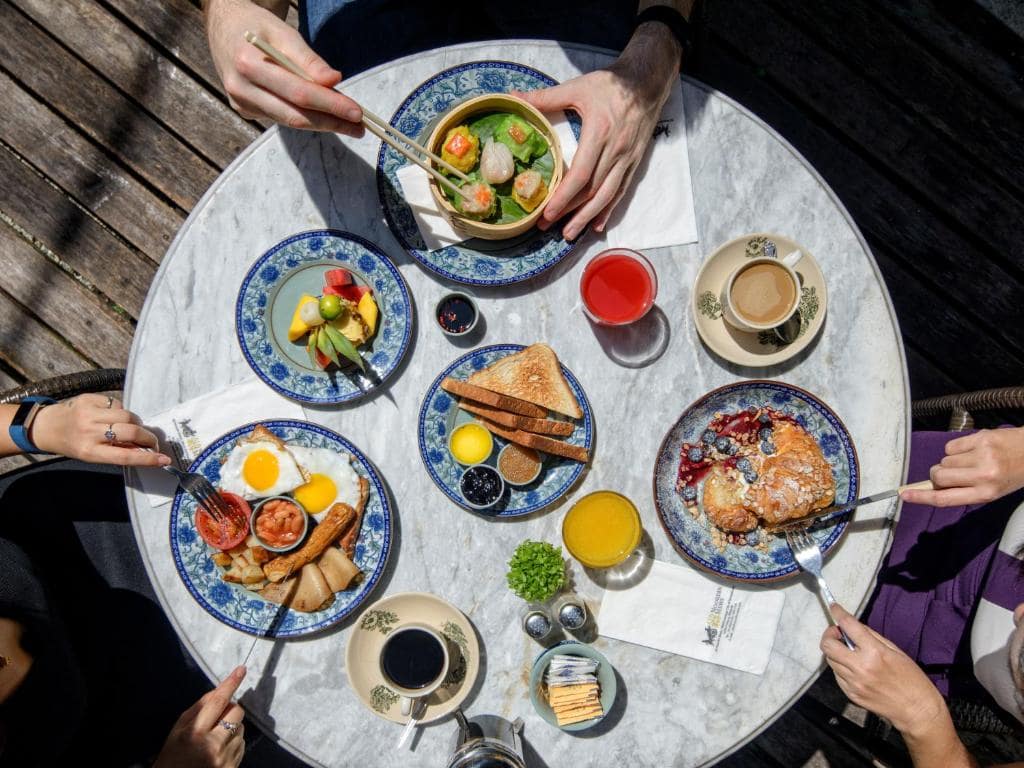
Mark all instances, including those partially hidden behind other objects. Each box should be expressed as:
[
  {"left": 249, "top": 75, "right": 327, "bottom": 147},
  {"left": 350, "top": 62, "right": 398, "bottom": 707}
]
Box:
[
  {"left": 598, "top": 559, "right": 784, "bottom": 675},
  {"left": 137, "top": 378, "right": 304, "bottom": 508},
  {"left": 395, "top": 82, "right": 697, "bottom": 252}
]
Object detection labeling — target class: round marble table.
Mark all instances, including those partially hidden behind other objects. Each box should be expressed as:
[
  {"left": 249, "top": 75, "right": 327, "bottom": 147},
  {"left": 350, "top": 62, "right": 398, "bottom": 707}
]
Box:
[{"left": 125, "top": 40, "right": 909, "bottom": 767}]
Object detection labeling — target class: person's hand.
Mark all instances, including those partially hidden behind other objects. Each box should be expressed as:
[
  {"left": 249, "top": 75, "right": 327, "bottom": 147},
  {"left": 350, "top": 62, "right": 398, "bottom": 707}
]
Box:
[
  {"left": 204, "top": 0, "right": 363, "bottom": 135},
  {"left": 154, "top": 666, "right": 247, "bottom": 768},
  {"left": 821, "top": 605, "right": 947, "bottom": 734},
  {"left": 516, "top": 22, "right": 682, "bottom": 241},
  {"left": 901, "top": 427, "right": 1024, "bottom": 507},
  {"left": 30, "top": 394, "right": 170, "bottom": 467}
]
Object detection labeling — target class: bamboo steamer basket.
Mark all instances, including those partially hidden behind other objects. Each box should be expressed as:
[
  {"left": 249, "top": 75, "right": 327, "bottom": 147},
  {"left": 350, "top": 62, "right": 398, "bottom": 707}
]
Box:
[{"left": 426, "top": 93, "right": 564, "bottom": 241}]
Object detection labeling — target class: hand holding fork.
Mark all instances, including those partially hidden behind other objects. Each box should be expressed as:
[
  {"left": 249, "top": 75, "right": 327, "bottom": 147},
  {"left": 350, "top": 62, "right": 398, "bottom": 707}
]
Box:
[{"left": 786, "top": 528, "right": 856, "bottom": 650}]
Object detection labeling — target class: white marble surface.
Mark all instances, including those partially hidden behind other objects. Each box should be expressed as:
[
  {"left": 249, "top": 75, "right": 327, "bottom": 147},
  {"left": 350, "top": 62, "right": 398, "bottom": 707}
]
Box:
[{"left": 124, "top": 41, "right": 909, "bottom": 768}]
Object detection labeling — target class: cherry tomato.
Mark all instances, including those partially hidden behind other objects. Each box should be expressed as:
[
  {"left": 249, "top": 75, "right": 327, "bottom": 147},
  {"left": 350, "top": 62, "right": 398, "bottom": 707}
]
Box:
[{"left": 195, "top": 491, "right": 250, "bottom": 550}]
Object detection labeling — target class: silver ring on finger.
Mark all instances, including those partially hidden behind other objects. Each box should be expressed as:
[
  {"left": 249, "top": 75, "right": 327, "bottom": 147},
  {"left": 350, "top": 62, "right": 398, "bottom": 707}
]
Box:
[
  {"left": 105, "top": 395, "right": 114, "bottom": 408},
  {"left": 220, "top": 719, "right": 240, "bottom": 736},
  {"left": 104, "top": 425, "right": 116, "bottom": 443}
]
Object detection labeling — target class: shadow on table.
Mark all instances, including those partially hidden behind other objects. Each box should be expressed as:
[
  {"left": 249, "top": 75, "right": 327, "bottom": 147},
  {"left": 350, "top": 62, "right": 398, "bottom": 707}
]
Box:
[
  {"left": 701, "top": 312, "right": 827, "bottom": 379},
  {"left": 587, "top": 305, "right": 672, "bottom": 368}
]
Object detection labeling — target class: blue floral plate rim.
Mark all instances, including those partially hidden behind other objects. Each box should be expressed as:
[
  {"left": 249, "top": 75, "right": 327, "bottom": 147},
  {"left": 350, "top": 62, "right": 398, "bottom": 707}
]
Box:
[
  {"left": 375, "top": 60, "right": 581, "bottom": 286},
  {"left": 417, "top": 344, "right": 593, "bottom": 517},
  {"left": 235, "top": 229, "right": 413, "bottom": 404},
  {"left": 652, "top": 380, "right": 860, "bottom": 583},
  {"left": 168, "top": 419, "right": 393, "bottom": 637}
]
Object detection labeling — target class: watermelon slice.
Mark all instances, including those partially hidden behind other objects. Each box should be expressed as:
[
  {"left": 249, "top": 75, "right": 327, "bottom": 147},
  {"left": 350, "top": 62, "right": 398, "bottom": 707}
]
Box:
[
  {"left": 322, "top": 285, "right": 347, "bottom": 298},
  {"left": 314, "top": 348, "right": 332, "bottom": 369},
  {"left": 325, "top": 268, "right": 353, "bottom": 287},
  {"left": 330, "top": 284, "right": 371, "bottom": 303}
]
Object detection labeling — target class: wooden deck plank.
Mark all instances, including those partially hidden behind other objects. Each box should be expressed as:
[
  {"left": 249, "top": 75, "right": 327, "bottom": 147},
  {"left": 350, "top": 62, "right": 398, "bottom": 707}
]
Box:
[
  {"left": 708, "top": 0, "right": 1024, "bottom": 275},
  {"left": 876, "top": 0, "right": 1024, "bottom": 117},
  {"left": 12, "top": 0, "right": 258, "bottom": 169},
  {"left": 0, "top": 70, "right": 183, "bottom": 265},
  {"left": 0, "top": 285, "right": 94, "bottom": 379},
  {"left": 770, "top": 0, "right": 1024, "bottom": 195},
  {"left": 694, "top": 36, "right": 1024, "bottom": 374},
  {"left": 0, "top": 143, "right": 155, "bottom": 319},
  {"left": 0, "top": 1, "right": 217, "bottom": 210},
  {"left": 0, "top": 225, "right": 134, "bottom": 369}
]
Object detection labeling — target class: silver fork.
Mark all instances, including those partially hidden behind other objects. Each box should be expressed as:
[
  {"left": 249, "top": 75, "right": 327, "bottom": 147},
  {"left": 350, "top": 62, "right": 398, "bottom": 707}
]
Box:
[
  {"left": 163, "top": 464, "right": 230, "bottom": 524},
  {"left": 786, "top": 529, "right": 856, "bottom": 650}
]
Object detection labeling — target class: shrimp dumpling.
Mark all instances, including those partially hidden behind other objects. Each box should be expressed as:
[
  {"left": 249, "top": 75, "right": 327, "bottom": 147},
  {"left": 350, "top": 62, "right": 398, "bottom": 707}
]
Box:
[
  {"left": 511, "top": 169, "right": 548, "bottom": 213},
  {"left": 455, "top": 181, "right": 497, "bottom": 220},
  {"left": 479, "top": 138, "right": 515, "bottom": 185}
]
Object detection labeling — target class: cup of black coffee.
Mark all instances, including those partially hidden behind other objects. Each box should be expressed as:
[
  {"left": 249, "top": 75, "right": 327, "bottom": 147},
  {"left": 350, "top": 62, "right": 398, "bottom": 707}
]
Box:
[{"left": 379, "top": 623, "right": 450, "bottom": 715}]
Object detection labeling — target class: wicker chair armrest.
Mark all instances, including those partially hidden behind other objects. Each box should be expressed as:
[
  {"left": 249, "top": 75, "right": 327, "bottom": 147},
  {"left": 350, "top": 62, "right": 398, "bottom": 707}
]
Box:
[
  {"left": 0, "top": 369, "right": 126, "bottom": 405},
  {"left": 912, "top": 386, "right": 1024, "bottom": 431}
]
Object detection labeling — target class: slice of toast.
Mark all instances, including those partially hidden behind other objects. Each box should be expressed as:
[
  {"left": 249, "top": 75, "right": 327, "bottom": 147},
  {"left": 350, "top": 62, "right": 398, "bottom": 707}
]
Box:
[
  {"left": 457, "top": 398, "right": 574, "bottom": 437},
  {"left": 466, "top": 344, "right": 583, "bottom": 419},
  {"left": 475, "top": 417, "right": 589, "bottom": 463},
  {"left": 440, "top": 378, "right": 547, "bottom": 418}
]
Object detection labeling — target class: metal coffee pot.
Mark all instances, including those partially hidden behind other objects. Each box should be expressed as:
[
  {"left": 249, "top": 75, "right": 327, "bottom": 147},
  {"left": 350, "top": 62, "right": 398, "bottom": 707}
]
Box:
[{"left": 446, "top": 709, "right": 527, "bottom": 768}]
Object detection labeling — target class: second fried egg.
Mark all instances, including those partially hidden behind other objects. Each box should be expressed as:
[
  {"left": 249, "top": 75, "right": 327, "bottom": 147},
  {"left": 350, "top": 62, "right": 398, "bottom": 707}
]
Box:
[{"left": 289, "top": 446, "right": 361, "bottom": 521}]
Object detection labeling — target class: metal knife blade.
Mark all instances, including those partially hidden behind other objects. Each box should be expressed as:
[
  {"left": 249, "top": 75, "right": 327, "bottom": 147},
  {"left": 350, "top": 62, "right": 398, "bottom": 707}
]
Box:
[
  {"left": 764, "top": 479, "right": 933, "bottom": 532},
  {"left": 242, "top": 562, "right": 297, "bottom": 668}
]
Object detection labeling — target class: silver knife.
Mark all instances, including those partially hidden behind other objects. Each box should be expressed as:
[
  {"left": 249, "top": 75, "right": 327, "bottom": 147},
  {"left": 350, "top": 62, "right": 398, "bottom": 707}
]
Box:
[{"left": 765, "top": 480, "right": 934, "bottom": 532}]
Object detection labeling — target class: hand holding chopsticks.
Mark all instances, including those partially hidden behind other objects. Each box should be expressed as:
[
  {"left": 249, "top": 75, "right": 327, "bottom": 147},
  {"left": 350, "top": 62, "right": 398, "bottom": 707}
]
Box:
[{"left": 244, "top": 32, "right": 468, "bottom": 199}]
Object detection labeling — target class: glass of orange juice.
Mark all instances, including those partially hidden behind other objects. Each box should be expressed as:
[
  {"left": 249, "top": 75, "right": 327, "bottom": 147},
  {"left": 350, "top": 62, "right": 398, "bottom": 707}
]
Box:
[{"left": 562, "top": 491, "right": 643, "bottom": 570}]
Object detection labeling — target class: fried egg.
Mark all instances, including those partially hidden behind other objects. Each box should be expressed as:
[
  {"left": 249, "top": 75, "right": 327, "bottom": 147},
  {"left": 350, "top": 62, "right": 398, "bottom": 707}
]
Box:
[
  {"left": 289, "top": 446, "right": 361, "bottom": 521},
  {"left": 219, "top": 439, "right": 306, "bottom": 500}
]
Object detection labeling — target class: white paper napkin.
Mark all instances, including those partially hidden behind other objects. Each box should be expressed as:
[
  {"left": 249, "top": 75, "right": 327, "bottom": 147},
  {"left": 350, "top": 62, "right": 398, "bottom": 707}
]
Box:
[
  {"left": 598, "top": 559, "right": 784, "bottom": 675},
  {"left": 394, "top": 83, "right": 698, "bottom": 253},
  {"left": 136, "top": 378, "right": 304, "bottom": 508}
]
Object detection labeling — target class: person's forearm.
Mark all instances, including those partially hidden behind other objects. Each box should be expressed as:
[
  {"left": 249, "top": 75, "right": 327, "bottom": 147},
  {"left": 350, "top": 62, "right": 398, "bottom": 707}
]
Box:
[
  {"left": 900, "top": 706, "right": 978, "bottom": 768},
  {"left": 203, "top": 0, "right": 289, "bottom": 22},
  {"left": 624, "top": 1, "right": 693, "bottom": 78},
  {"left": 0, "top": 404, "right": 25, "bottom": 457}
]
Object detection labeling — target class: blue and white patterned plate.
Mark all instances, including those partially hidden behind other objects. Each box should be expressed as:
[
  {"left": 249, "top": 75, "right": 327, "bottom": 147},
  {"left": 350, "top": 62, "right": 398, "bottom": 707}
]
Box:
[
  {"left": 169, "top": 420, "right": 392, "bottom": 637},
  {"left": 377, "top": 61, "right": 582, "bottom": 286},
  {"left": 236, "top": 230, "right": 413, "bottom": 404},
  {"left": 652, "top": 381, "right": 859, "bottom": 582},
  {"left": 418, "top": 345, "right": 593, "bottom": 517}
]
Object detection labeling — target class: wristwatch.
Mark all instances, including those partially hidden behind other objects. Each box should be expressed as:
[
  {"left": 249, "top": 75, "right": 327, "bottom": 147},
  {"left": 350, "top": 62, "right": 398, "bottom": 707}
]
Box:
[{"left": 8, "top": 396, "right": 56, "bottom": 454}]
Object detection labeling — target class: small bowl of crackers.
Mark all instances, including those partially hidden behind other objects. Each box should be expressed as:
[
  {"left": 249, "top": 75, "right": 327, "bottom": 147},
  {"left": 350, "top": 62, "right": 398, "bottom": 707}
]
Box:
[{"left": 529, "top": 641, "right": 616, "bottom": 731}]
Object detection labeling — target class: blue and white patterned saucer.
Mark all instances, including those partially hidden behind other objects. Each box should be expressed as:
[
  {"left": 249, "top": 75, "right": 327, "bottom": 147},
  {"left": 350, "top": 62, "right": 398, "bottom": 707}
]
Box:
[
  {"left": 169, "top": 420, "right": 392, "bottom": 637},
  {"left": 652, "top": 381, "right": 859, "bottom": 582},
  {"left": 236, "top": 230, "right": 413, "bottom": 404},
  {"left": 418, "top": 345, "right": 593, "bottom": 517},
  {"left": 377, "top": 61, "right": 582, "bottom": 286}
]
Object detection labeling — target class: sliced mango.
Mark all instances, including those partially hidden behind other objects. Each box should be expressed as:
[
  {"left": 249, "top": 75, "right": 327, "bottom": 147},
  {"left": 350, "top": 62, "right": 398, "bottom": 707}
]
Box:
[
  {"left": 288, "top": 294, "right": 320, "bottom": 342},
  {"left": 357, "top": 293, "right": 378, "bottom": 336}
]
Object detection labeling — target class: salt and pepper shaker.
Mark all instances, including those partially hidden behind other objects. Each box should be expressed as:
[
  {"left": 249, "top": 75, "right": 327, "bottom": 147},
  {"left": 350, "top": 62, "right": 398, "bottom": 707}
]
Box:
[
  {"left": 552, "top": 592, "right": 588, "bottom": 631},
  {"left": 521, "top": 604, "right": 554, "bottom": 642}
]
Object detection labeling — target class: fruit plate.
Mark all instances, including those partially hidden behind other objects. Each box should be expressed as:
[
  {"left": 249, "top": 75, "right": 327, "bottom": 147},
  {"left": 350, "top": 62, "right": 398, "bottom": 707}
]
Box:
[
  {"left": 169, "top": 419, "right": 392, "bottom": 637},
  {"left": 652, "top": 381, "right": 859, "bottom": 582},
  {"left": 418, "top": 344, "right": 593, "bottom": 517},
  {"left": 236, "top": 229, "right": 413, "bottom": 404},
  {"left": 346, "top": 592, "right": 480, "bottom": 725},
  {"left": 376, "top": 60, "right": 582, "bottom": 286}
]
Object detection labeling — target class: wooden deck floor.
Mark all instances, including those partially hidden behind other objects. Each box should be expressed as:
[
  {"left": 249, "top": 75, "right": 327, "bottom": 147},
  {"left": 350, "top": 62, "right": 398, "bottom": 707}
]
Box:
[{"left": 1, "top": 0, "right": 1022, "bottom": 765}]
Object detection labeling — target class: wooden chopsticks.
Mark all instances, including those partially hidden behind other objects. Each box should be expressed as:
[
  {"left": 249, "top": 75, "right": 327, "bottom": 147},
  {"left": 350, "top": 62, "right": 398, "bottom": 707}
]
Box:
[{"left": 243, "top": 32, "right": 469, "bottom": 199}]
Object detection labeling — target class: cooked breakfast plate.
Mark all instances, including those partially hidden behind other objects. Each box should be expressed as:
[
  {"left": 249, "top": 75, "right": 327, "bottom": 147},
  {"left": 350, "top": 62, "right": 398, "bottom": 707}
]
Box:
[
  {"left": 376, "top": 60, "right": 582, "bottom": 286},
  {"left": 418, "top": 344, "right": 593, "bottom": 517},
  {"left": 236, "top": 230, "right": 413, "bottom": 404},
  {"left": 346, "top": 592, "right": 480, "bottom": 725},
  {"left": 652, "top": 381, "right": 859, "bottom": 582},
  {"left": 169, "top": 419, "right": 392, "bottom": 636}
]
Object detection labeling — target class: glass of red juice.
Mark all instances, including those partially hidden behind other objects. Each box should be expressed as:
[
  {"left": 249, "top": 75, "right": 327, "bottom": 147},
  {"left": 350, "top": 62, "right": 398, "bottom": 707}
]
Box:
[{"left": 579, "top": 248, "right": 658, "bottom": 325}]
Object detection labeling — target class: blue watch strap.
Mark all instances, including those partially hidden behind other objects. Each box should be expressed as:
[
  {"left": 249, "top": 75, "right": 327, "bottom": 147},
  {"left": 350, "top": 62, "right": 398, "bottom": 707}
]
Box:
[{"left": 9, "top": 396, "right": 56, "bottom": 454}]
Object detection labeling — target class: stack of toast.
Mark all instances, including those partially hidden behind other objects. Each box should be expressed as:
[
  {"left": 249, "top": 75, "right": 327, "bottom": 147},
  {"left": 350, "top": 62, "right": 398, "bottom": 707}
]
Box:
[{"left": 440, "top": 344, "right": 589, "bottom": 463}]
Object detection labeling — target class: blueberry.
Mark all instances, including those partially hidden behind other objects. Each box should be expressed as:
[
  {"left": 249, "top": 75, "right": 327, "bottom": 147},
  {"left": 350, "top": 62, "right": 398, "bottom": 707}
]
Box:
[
  {"left": 715, "top": 436, "right": 731, "bottom": 453},
  {"left": 761, "top": 440, "right": 776, "bottom": 455},
  {"left": 758, "top": 412, "right": 772, "bottom": 425},
  {"left": 743, "top": 470, "right": 758, "bottom": 483},
  {"left": 736, "top": 457, "right": 752, "bottom": 472},
  {"left": 746, "top": 530, "right": 760, "bottom": 546},
  {"left": 726, "top": 441, "right": 739, "bottom": 455},
  {"left": 682, "top": 486, "right": 697, "bottom": 501},
  {"left": 702, "top": 429, "right": 716, "bottom": 445},
  {"left": 687, "top": 446, "right": 704, "bottom": 462},
  {"left": 759, "top": 427, "right": 773, "bottom": 440}
]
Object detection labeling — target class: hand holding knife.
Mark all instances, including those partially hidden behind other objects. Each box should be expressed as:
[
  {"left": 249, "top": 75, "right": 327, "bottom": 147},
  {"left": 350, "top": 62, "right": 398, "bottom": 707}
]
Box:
[{"left": 765, "top": 480, "right": 935, "bottom": 533}]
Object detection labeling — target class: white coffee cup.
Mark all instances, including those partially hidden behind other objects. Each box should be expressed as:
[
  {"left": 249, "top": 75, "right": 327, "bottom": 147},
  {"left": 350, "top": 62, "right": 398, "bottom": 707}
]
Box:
[
  {"left": 720, "top": 250, "right": 803, "bottom": 332},
  {"left": 378, "top": 623, "right": 450, "bottom": 715}
]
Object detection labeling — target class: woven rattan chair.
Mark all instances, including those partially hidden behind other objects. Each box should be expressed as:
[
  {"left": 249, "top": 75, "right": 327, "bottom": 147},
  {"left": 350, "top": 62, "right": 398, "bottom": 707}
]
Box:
[{"left": 0, "top": 369, "right": 125, "bottom": 405}]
